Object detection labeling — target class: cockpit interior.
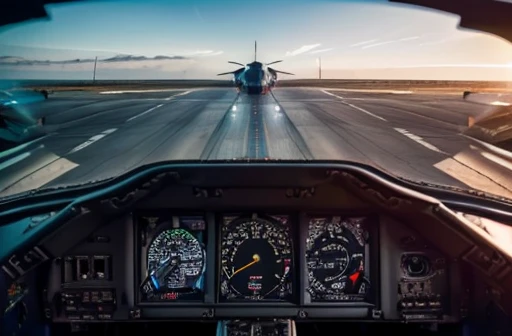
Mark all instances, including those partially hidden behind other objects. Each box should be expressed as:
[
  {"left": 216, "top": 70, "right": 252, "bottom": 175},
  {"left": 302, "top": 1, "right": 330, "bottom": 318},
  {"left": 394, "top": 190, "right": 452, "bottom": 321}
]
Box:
[{"left": 1, "top": 162, "right": 511, "bottom": 336}]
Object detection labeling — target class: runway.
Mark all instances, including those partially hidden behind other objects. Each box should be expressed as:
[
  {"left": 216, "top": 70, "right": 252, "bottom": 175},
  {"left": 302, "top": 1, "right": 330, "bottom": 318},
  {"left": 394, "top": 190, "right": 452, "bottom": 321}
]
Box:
[{"left": 1, "top": 87, "right": 511, "bottom": 200}]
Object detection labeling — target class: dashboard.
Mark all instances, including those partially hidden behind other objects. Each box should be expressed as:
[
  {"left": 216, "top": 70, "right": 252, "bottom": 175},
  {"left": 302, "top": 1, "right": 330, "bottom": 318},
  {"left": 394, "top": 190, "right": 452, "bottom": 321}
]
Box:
[
  {"left": 45, "top": 210, "right": 447, "bottom": 321},
  {"left": 1, "top": 162, "right": 511, "bottom": 330}
]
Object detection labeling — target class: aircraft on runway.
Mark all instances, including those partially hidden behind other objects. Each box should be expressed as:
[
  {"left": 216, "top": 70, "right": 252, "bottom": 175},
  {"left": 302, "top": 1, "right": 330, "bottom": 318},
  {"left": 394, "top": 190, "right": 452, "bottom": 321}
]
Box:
[{"left": 217, "top": 41, "right": 294, "bottom": 94}]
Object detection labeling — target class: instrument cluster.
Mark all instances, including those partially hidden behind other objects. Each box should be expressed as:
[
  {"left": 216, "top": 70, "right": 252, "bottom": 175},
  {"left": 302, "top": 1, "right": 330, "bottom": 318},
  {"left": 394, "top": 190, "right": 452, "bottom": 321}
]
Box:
[
  {"left": 136, "top": 212, "right": 376, "bottom": 307},
  {"left": 47, "top": 208, "right": 456, "bottom": 322}
]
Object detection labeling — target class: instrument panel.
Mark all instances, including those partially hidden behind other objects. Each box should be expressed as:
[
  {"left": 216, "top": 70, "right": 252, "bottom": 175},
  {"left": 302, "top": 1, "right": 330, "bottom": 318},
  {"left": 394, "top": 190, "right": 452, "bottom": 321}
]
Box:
[
  {"left": 135, "top": 212, "right": 378, "bottom": 307},
  {"left": 46, "top": 209, "right": 454, "bottom": 322}
]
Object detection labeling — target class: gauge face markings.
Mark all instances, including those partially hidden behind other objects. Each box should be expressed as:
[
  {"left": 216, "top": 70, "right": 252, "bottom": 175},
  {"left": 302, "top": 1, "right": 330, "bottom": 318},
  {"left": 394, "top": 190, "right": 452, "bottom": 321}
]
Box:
[
  {"left": 306, "top": 217, "right": 370, "bottom": 302},
  {"left": 146, "top": 228, "right": 205, "bottom": 291},
  {"left": 220, "top": 216, "right": 293, "bottom": 301}
]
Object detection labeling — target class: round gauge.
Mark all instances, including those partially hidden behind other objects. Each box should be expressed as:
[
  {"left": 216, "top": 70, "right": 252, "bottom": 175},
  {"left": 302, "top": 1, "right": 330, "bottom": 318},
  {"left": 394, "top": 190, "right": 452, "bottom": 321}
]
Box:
[
  {"left": 401, "top": 253, "right": 431, "bottom": 279},
  {"left": 306, "top": 217, "right": 369, "bottom": 302},
  {"left": 220, "top": 216, "right": 293, "bottom": 301},
  {"left": 142, "top": 228, "right": 205, "bottom": 300},
  {"left": 307, "top": 241, "right": 350, "bottom": 284}
]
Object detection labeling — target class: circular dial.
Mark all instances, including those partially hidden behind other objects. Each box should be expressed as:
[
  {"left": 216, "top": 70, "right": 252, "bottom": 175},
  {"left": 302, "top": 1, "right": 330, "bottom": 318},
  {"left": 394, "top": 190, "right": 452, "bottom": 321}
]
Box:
[
  {"left": 401, "top": 254, "right": 432, "bottom": 279},
  {"left": 220, "top": 216, "right": 293, "bottom": 301},
  {"left": 307, "top": 242, "right": 350, "bottom": 284},
  {"left": 144, "top": 228, "right": 205, "bottom": 298},
  {"left": 306, "top": 217, "right": 369, "bottom": 301}
]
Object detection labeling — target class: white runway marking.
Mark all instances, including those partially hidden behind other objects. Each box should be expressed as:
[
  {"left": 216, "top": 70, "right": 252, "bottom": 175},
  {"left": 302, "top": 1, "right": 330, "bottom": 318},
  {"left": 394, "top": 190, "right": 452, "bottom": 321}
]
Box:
[
  {"left": 0, "top": 151, "right": 32, "bottom": 171},
  {"left": 394, "top": 128, "right": 446, "bottom": 154},
  {"left": 321, "top": 90, "right": 388, "bottom": 121},
  {"left": 318, "top": 88, "right": 413, "bottom": 94},
  {"left": 345, "top": 102, "right": 387, "bottom": 121},
  {"left": 126, "top": 104, "right": 163, "bottom": 122},
  {"left": 68, "top": 128, "right": 117, "bottom": 154},
  {"left": 126, "top": 90, "right": 195, "bottom": 121},
  {"left": 165, "top": 89, "right": 195, "bottom": 100},
  {"left": 100, "top": 89, "right": 189, "bottom": 94},
  {"left": 0, "top": 135, "right": 50, "bottom": 161},
  {"left": 321, "top": 89, "right": 344, "bottom": 99}
]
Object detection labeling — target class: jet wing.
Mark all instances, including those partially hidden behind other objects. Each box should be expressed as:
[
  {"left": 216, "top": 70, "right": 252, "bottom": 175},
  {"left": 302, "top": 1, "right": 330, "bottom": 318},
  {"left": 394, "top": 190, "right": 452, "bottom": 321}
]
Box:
[
  {"left": 217, "top": 67, "right": 245, "bottom": 76},
  {"left": 272, "top": 70, "right": 294, "bottom": 75},
  {"left": 268, "top": 68, "right": 295, "bottom": 76}
]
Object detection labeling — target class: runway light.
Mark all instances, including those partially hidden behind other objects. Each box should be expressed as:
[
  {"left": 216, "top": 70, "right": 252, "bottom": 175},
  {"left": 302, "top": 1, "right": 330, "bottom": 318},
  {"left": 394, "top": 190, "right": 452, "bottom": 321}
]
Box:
[
  {"left": 232, "top": 105, "right": 237, "bottom": 111},
  {"left": 274, "top": 105, "right": 280, "bottom": 111},
  {"left": 231, "top": 113, "right": 236, "bottom": 118}
]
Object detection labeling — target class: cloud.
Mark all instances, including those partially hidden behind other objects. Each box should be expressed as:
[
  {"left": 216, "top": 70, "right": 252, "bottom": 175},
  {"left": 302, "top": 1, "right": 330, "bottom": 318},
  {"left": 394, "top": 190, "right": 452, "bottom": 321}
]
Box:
[
  {"left": 191, "top": 50, "right": 214, "bottom": 55},
  {"left": 0, "top": 55, "right": 96, "bottom": 65},
  {"left": 350, "top": 40, "right": 377, "bottom": 47},
  {"left": 102, "top": 54, "right": 187, "bottom": 62},
  {"left": 0, "top": 54, "right": 196, "bottom": 74},
  {"left": 187, "top": 50, "right": 224, "bottom": 57},
  {"left": 285, "top": 44, "right": 321, "bottom": 56},
  {"left": 194, "top": 6, "right": 205, "bottom": 23},
  {"left": 361, "top": 36, "right": 420, "bottom": 49},
  {"left": 310, "top": 48, "right": 333, "bottom": 54},
  {"left": 361, "top": 41, "right": 396, "bottom": 49},
  {"left": 0, "top": 54, "right": 189, "bottom": 66}
]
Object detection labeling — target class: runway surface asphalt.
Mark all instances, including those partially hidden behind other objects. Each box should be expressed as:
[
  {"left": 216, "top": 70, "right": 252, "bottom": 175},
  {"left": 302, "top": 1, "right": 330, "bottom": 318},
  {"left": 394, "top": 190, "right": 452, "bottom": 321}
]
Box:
[{"left": 1, "top": 87, "right": 511, "bottom": 200}]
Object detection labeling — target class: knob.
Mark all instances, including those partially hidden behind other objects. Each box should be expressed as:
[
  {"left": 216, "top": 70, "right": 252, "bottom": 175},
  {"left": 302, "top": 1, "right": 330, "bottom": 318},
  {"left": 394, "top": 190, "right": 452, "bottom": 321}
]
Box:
[
  {"left": 404, "top": 254, "right": 431, "bottom": 277},
  {"left": 409, "top": 257, "right": 425, "bottom": 273}
]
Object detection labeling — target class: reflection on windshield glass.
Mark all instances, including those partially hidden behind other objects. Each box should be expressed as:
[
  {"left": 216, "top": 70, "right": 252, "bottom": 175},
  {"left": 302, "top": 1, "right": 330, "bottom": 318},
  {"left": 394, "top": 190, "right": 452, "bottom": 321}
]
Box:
[{"left": 0, "top": 0, "right": 511, "bottom": 201}]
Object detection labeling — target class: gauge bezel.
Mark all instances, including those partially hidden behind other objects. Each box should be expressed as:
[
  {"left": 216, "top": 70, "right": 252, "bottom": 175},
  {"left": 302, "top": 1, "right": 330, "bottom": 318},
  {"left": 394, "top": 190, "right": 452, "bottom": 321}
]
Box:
[
  {"left": 301, "top": 213, "right": 380, "bottom": 307},
  {"left": 216, "top": 213, "right": 299, "bottom": 305},
  {"left": 134, "top": 211, "right": 210, "bottom": 306}
]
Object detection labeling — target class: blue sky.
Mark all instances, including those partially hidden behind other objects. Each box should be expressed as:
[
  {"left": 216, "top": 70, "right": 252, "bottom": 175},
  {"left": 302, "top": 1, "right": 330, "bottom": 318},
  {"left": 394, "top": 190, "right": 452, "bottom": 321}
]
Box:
[{"left": 1, "top": 0, "right": 512, "bottom": 80}]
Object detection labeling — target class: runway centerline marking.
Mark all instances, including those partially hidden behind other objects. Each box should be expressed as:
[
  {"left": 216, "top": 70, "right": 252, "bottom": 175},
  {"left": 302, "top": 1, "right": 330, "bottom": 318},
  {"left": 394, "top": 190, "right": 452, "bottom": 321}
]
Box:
[
  {"left": 68, "top": 128, "right": 117, "bottom": 154},
  {"left": 320, "top": 90, "right": 388, "bottom": 121},
  {"left": 394, "top": 128, "right": 447, "bottom": 154},
  {"left": 126, "top": 104, "right": 163, "bottom": 122}
]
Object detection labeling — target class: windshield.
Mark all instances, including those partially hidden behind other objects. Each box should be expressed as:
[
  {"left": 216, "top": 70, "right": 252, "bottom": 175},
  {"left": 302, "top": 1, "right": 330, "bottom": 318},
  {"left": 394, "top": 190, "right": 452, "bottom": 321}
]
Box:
[{"left": 0, "top": 0, "right": 512, "bottom": 200}]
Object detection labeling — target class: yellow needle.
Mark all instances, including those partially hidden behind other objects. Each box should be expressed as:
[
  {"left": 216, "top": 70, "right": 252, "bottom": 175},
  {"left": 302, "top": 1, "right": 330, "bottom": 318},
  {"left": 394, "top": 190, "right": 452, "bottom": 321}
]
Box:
[{"left": 231, "top": 254, "right": 260, "bottom": 277}]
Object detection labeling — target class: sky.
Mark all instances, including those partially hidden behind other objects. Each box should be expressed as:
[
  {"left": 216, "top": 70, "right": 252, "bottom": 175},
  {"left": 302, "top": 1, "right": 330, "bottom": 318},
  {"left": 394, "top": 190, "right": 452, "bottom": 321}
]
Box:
[{"left": 1, "top": 0, "right": 512, "bottom": 80}]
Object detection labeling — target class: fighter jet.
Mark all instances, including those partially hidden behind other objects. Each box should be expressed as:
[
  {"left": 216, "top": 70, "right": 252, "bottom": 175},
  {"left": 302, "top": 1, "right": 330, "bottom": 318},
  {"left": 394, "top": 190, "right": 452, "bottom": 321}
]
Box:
[{"left": 217, "top": 41, "right": 294, "bottom": 95}]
